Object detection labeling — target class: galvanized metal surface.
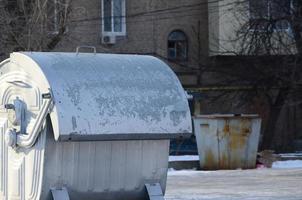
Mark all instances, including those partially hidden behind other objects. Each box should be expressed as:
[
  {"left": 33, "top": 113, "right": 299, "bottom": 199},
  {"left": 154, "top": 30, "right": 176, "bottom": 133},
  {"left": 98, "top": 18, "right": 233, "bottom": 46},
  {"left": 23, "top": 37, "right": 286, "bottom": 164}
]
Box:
[
  {"left": 41, "top": 126, "right": 170, "bottom": 200},
  {"left": 4, "top": 52, "right": 190, "bottom": 141},
  {"left": 1, "top": 120, "right": 170, "bottom": 200},
  {"left": 193, "top": 115, "right": 261, "bottom": 170},
  {"left": 0, "top": 52, "right": 189, "bottom": 200}
]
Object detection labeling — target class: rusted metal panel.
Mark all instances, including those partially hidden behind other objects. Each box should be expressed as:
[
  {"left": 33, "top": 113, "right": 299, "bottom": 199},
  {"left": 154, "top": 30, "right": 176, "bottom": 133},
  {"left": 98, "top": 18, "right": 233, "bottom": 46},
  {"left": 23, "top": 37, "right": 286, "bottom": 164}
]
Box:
[{"left": 194, "top": 114, "right": 261, "bottom": 170}]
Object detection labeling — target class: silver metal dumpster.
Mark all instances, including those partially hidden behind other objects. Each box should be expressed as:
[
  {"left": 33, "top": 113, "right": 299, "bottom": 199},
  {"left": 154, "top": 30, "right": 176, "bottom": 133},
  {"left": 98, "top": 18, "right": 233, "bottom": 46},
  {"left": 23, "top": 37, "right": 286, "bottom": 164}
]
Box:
[
  {"left": 193, "top": 114, "right": 261, "bottom": 170},
  {"left": 0, "top": 52, "right": 192, "bottom": 200}
]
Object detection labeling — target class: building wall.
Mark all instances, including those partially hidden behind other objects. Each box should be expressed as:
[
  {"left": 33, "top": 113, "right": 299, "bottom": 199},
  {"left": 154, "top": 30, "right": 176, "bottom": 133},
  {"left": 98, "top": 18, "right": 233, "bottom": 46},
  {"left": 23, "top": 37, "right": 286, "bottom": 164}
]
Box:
[
  {"left": 55, "top": 0, "right": 208, "bottom": 86},
  {"left": 208, "top": 0, "right": 297, "bottom": 56}
]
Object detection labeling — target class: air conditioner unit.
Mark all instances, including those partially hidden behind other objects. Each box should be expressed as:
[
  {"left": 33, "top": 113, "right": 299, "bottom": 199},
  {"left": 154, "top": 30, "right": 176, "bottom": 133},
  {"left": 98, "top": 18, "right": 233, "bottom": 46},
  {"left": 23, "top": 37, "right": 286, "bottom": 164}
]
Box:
[{"left": 102, "top": 35, "right": 116, "bottom": 44}]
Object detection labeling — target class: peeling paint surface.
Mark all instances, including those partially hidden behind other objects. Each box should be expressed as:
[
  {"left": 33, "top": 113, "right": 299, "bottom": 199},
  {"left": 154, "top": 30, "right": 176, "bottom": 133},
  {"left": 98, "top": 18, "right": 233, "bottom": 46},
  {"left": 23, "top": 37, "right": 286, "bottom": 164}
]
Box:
[
  {"left": 19, "top": 52, "right": 192, "bottom": 140},
  {"left": 194, "top": 115, "right": 261, "bottom": 170}
]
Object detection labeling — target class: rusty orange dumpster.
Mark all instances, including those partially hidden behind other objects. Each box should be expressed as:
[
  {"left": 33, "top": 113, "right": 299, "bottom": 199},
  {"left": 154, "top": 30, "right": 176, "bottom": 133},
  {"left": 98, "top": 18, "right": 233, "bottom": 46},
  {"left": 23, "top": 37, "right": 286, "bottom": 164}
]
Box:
[{"left": 193, "top": 114, "right": 261, "bottom": 170}]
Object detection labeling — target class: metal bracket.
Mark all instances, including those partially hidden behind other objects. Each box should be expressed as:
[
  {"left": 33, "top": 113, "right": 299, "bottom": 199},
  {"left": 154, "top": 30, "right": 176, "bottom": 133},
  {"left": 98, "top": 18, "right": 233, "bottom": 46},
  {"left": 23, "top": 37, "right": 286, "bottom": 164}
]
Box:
[
  {"left": 4, "top": 104, "right": 15, "bottom": 110},
  {"left": 145, "top": 183, "right": 165, "bottom": 200},
  {"left": 51, "top": 187, "right": 70, "bottom": 200},
  {"left": 42, "top": 92, "right": 52, "bottom": 99}
]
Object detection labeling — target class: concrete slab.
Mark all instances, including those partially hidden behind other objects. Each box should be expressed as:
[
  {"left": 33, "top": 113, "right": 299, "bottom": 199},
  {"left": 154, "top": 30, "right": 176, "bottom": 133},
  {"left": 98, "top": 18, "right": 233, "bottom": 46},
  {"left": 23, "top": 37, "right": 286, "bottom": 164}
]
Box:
[{"left": 165, "top": 168, "right": 302, "bottom": 200}]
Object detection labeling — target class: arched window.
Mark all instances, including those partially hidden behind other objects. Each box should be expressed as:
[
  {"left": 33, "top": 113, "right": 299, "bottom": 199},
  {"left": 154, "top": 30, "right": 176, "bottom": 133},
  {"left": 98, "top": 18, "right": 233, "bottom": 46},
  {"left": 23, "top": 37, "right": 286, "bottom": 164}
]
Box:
[{"left": 168, "top": 30, "right": 188, "bottom": 61}]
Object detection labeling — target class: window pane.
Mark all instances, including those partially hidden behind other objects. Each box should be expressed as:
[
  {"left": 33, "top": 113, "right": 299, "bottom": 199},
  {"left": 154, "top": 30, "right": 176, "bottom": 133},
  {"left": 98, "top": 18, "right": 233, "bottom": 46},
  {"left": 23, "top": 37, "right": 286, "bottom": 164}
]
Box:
[
  {"left": 176, "top": 42, "right": 187, "bottom": 60},
  {"left": 168, "top": 48, "right": 176, "bottom": 59},
  {"left": 271, "top": 0, "right": 290, "bottom": 29},
  {"left": 168, "top": 31, "right": 186, "bottom": 41},
  {"left": 167, "top": 31, "right": 188, "bottom": 61},
  {"left": 275, "top": 20, "right": 289, "bottom": 29},
  {"left": 168, "top": 41, "right": 175, "bottom": 48},
  {"left": 271, "top": 0, "right": 290, "bottom": 18},
  {"left": 168, "top": 41, "right": 176, "bottom": 59},
  {"left": 249, "top": 0, "right": 268, "bottom": 19},
  {"left": 249, "top": 0, "right": 269, "bottom": 30},
  {"left": 104, "top": 0, "right": 112, "bottom": 32},
  {"left": 113, "top": 0, "right": 122, "bottom": 32}
]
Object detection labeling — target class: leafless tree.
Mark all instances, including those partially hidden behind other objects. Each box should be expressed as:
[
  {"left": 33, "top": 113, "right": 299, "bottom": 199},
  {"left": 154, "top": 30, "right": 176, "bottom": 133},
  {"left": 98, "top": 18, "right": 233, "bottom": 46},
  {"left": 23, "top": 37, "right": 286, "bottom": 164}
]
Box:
[
  {"left": 0, "top": 0, "right": 72, "bottom": 59},
  {"left": 205, "top": 0, "right": 302, "bottom": 151}
]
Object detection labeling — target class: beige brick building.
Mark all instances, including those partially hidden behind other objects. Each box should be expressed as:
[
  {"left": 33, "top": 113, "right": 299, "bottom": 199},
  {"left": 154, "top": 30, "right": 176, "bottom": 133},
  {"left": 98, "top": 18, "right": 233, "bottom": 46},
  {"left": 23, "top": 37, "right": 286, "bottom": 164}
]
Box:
[{"left": 56, "top": 0, "right": 207, "bottom": 87}]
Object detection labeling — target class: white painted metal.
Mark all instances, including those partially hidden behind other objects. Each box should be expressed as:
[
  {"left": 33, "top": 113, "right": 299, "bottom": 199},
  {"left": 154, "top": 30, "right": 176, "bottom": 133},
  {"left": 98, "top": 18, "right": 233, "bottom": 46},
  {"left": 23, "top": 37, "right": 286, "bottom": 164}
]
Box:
[
  {"left": 16, "top": 97, "right": 52, "bottom": 148},
  {"left": 0, "top": 52, "right": 191, "bottom": 200},
  {"left": 4, "top": 96, "right": 52, "bottom": 148},
  {"left": 193, "top": 114, "right": 261, "bottom": 170}
]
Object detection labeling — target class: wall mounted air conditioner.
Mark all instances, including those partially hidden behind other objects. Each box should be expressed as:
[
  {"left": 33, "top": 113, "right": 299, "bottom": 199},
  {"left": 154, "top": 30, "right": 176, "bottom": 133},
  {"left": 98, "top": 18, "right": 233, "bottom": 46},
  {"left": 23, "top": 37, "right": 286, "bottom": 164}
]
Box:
[{"left": 102, "top": 35, "right": 116, "bottom": 44}]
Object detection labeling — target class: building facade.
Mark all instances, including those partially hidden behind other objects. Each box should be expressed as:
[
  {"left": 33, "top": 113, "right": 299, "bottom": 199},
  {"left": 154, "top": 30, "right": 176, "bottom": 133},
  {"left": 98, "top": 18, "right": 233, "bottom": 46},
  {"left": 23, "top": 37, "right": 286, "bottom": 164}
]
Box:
[
  {"left": 56, "top": 0, "right": 208, "bottom": 87},
  {"left": 1, "top": 0, "right": 300, "bottom": 151}
]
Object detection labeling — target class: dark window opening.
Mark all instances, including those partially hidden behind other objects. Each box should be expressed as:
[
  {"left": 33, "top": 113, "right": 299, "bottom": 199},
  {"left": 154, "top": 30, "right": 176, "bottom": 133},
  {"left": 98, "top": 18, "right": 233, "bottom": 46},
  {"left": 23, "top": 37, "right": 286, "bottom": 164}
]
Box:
[
  {"left": 104, "top": 0, "right": 112, "bottom": 32},
  {"left": 249, "top": 0, "right": 291, "bottom": 30},
  {"left": 167, "top": 30, "right": 188, "bottom": 61},
  {"left": 103, "top": 0, "right": 125, "bottom": 34}
]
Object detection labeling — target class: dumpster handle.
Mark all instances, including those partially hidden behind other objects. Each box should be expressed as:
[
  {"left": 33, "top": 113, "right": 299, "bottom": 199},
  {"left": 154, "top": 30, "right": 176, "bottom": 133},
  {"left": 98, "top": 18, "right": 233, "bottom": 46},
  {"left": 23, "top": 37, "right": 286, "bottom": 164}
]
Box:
[
  {"left": 16, "top": 96, "right": 52, "bottom": 148},
  {"left": 76, "top": 46, "right": 97, "bottom": 55},
  {"left": 5, "top": 92, "right": 53, "bottom": 149}
]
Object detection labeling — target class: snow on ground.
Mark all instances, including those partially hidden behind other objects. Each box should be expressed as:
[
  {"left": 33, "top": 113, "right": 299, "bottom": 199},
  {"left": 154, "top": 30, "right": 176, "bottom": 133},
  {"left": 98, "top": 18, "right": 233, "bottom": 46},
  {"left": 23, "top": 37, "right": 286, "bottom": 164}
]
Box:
[
  {"left": 279, "top": 153, "right": 302, "bottom": 158},
  {"left": 165, "top": 168, "right": 302, "bottom": 200},
  {"left": 166, "top": 156, "right": 302, "bottom": 199},
  {"left": 169, "top": 155, "right": 302, "bottom": 169},
  {"left": 272, "top": 160, "right": 302, "bottom": 169},
  {"left": 169, "top": 155, "right": 199, "bottom": 162},
  {"left": 168, "top": 168, "right": 212, "bottom": 176}
]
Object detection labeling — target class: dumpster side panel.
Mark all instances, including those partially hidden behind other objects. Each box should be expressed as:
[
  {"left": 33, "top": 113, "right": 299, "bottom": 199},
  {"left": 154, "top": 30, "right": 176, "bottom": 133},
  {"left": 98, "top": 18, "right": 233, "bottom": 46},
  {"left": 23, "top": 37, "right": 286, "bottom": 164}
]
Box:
[
  {"left": 216, "top": 119, "right": 230, "bottom": 169},
  {"left": 194, "top": 119, "right": 220, "bottom": 170},
  {"left": 41, "top": 131, "right": 170, "bottom": 200},
  {"left": 216, "top": 118, "right": 260, "bottom": 169},
  {"left": 226, "top": 119, "right": 252, "bottom": 169},
  {"left": 194, "top": 115, "right": 261, "bottom": 170},
  {"left": 246, "top": 118, "right": 261, "bottom": 168}
]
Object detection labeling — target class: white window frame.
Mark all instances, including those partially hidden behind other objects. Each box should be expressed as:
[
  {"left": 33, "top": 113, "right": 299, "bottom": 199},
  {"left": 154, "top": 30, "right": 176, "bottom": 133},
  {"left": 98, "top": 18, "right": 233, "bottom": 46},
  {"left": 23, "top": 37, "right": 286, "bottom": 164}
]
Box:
[
  {"left": 101, "top": 0, "right": 126, "bottom": 37},
  {"left": 167, "top": 31, "right": 188, "bottom": 61}
]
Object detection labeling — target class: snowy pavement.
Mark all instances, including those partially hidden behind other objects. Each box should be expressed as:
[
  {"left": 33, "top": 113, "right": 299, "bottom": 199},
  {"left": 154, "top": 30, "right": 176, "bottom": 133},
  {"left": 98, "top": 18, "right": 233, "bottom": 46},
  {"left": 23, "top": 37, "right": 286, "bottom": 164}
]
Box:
[
  {"left": 272, "top": 160, "right": 302, "bottom": 169},
  {"left": 169, "top": 155, "right": 199, "bottom": 162},
  {"left": 165, "top": 167, "right": 302, "bottom": 200}
]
